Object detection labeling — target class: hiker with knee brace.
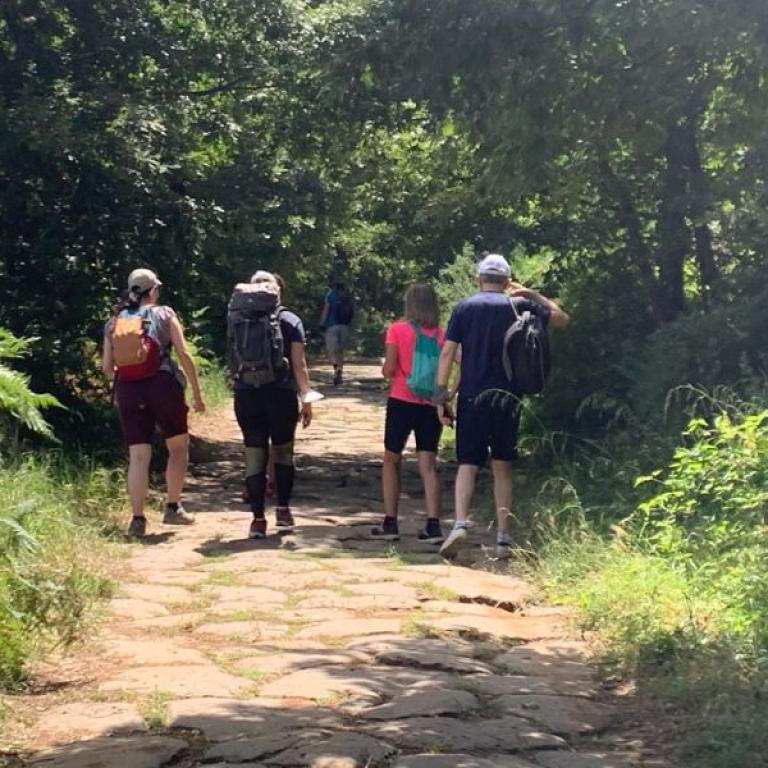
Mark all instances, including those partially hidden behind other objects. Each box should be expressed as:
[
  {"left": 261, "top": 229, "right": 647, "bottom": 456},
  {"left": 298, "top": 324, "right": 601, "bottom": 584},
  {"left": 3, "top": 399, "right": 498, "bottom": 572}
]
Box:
[{"left": 228, "top": 271, "right": 314, "bottom": 539}]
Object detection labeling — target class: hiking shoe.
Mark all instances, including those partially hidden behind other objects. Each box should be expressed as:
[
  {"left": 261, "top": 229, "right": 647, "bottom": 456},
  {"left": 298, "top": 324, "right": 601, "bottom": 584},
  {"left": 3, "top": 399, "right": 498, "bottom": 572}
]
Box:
[
  {"left": 417, "top": 519, "right": 444, "bottom": 545},
  {"left": 127, "top": 516, "right": 147, "bottom": 538},
  {"left": 439, "top": 525, "right": 468, "bottom": 557},
  {"left": 370, "top": 517, "right": 400, "bottom": 541},
  {"left": 495, "top": 540, "right": 512, "bottom": 560},
  {"left": 248, "top": 517, "right": 267, "bottom": 539},
  {"left": 275, "top": 507, "right": 295, "bottom": 531},
  {"left": 163, "top": 505, "right": 195, "bottom": 525}
]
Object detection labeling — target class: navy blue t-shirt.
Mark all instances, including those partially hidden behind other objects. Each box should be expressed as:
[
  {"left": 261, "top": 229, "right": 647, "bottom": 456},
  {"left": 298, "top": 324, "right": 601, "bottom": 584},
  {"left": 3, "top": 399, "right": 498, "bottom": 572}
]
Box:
[{"left": 446, "top": 291, "right": 551, "bottom": 397}]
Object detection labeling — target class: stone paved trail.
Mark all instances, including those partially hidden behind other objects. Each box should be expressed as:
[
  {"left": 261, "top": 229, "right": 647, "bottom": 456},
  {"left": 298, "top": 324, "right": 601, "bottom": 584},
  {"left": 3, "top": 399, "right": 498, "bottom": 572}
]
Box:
[{"left": 10, "top": 364, "right": 667, "bottom": 768}]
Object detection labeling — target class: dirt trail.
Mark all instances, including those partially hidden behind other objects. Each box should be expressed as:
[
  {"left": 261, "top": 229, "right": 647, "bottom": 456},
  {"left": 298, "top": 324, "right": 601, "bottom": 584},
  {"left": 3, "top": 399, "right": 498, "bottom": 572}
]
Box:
[{"left": 8, "top": 363, "right": 666, "bottom": 768}]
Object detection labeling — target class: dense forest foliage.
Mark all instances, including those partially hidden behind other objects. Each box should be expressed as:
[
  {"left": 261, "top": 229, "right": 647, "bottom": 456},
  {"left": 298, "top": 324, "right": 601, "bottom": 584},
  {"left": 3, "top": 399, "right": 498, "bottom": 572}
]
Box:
[{"left": 2, "top": 2, "right": 768, "bottom": 764}]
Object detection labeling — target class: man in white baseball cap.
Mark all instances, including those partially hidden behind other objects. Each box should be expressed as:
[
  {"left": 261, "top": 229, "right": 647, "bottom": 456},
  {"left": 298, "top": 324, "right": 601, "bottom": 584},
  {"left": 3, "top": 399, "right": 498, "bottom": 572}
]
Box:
[
  {"left": 127, "top": 268, "right": 162, "bottom": 295},
  {"left": 433, "top": 253, "right": 569, "bottom": 558}
]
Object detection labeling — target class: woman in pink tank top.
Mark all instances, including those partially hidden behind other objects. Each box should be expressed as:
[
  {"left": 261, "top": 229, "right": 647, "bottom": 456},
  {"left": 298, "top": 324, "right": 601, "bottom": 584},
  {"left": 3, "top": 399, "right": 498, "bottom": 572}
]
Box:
[{"left": 371, "top": 284, "right": 445, "bottom": 545}]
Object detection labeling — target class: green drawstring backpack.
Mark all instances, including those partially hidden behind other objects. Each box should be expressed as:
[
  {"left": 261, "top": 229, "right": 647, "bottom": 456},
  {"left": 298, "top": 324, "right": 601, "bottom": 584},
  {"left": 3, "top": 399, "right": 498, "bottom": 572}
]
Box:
[{"left": 406, "top": 323, "right": 440, "bottom": 399}]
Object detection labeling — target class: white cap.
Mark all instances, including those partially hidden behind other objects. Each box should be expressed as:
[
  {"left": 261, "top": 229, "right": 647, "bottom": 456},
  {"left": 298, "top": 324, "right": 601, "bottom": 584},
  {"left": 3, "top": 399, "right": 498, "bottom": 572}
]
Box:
[
  {"left": 476, "top": 254, "right": 511, "bottom": 278},
  {"left": 127, "top": 268, "right": 162, "bottom": 293}
]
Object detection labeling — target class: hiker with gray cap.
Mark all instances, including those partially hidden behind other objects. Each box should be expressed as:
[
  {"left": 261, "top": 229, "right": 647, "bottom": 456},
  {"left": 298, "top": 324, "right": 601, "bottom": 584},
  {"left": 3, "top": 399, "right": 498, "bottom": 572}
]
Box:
[
  {"left": 102, "top": 268, "right": 206, "bottom": 538},
  {"left": 432, "top": 254, "right": 569, "bottom": 558}
]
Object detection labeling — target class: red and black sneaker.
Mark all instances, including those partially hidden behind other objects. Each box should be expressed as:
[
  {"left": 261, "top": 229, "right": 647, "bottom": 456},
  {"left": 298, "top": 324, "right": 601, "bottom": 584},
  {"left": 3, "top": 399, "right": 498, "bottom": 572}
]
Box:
[
  {"left": 275, "top": 507, "right": 295, "bottom": 531},
  {"left": 248, "top": 517, "right": 267, "bottom": 540}
]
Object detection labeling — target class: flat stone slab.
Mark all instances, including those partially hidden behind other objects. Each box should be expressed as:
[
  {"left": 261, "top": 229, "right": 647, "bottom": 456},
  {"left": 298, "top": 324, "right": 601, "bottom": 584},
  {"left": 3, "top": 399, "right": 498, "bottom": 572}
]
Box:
[
  {"left": 265, "top": 732, "right": 396, "bottom": 767},
  {"left": 108, "top": 599, "right": 170, "bottom": 620},
  {"left": 200, "top": 585, "right": 286, "bottom": 604},
  {"left": 293, "top": 617, "right": 403, "bottom": 639},
  {"left": 535, "top": 752, "right": 637, "bottom": 768},
  {"left": 462, "top": 674, "right": 559, "bottom": 697},
  {"left": 433, "top": 612, "right": 567, "bottom": 641},
  {"left": 119, "top": 583, "right": 193, "bottom": 604},
  {"left": 99, "top": 665, "right": 250, "bottom": 697},
  {"left": 500, "top": 694, "right": 615, "bottom": 735},
  {"left": 193, "top": 620, "right": 287, "bottom": 641},
  {"left": 205, "top": 731, "right": 326, "bottom": 763},
  {"left": 394, "top": 756, "right": 539, "bottom": 768},
  {"left": 427, "top": 566, "right": 531, "bottom": 606},
  {"left": 259, "top": 665, "right": 456, "bottom": 703},
  {"left": 495, "top": 639, "right": 593, "bottom": 684},
  {"left": 356, "top": 688, "right": 479, "bottom": 720},
  {"left": 167, "top": 697, "right": 341, "bottom": 741},
  {"left": 30, "top": 703, "right": 146, "bottom": 747},
  {"left": 105, "top": 638, "right": 210, "bottom": 666},
  {"left": 28, "top": 735, "right": 187, "bottom": 768},
  {"left": 369, "top": 716, "right": 565, "bottom": 752},
  {"left": 372, "top": 647, "right": 493, "bottom": 675}
]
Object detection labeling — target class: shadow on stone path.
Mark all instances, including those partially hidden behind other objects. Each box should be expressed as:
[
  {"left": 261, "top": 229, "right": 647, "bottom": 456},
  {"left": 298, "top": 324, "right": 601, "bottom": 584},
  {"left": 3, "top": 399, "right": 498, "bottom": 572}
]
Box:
[{"left": 7, "top": 363, "right": 669, "bottom": 768}]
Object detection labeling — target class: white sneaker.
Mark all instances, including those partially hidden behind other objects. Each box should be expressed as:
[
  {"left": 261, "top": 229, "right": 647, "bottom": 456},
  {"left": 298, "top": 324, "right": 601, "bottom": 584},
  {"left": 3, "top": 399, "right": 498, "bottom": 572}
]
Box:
[{"left": 439, "top": 526, "right": 468, "bottom": 557}]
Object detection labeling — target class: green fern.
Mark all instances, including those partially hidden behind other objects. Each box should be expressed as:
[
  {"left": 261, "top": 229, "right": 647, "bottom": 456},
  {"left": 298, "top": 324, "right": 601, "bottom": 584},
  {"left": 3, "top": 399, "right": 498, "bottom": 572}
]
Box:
[{"left": 0, "top": 329, "right": 62, "bottom": 439}]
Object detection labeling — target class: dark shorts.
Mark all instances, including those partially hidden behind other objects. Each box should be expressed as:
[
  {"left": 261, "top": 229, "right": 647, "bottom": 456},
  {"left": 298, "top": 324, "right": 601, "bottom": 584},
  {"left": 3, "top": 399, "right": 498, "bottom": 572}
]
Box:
[
  {"left": 456, "top": 390, "right": 521, "bottom": 466},
  {"left": 234, "top": 387, "right": 299, "bottom": 447},
  {"left": 384, "top": 397, "right": 443, "bottom": 454},
  {"left": 116, "top": 371, "right": 188, "bottom": 446}
]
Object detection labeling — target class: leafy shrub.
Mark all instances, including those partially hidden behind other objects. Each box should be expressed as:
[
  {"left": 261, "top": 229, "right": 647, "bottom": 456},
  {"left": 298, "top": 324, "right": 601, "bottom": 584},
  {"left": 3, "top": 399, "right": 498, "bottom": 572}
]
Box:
[
  {"left": 0, "top": 456, "right": 122, "bottom": 689},
  {"left": 0, "top": 329, "right": 62, "bottom": 443}
]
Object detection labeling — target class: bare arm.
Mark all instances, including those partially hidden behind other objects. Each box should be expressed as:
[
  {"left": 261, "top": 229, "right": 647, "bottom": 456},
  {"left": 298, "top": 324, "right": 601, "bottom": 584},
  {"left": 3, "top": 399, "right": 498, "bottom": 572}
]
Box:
[
  {"left": 436, "top": 340, "right": 459, "bottom": 389},
  {"left": 290, "top": 340, "right": 313, "bottom": 427},
  {"left": 102, "top": 332, "right": 115, "bottom": 380},
  {"left": 509, "top": 283, "right": 570, "bottom": 329},
  {"left": 381, "top": 343, "right": 398, "bottom": 379},
  {"left": 168, "top": 315, "right": 205, "bottom": 412}
]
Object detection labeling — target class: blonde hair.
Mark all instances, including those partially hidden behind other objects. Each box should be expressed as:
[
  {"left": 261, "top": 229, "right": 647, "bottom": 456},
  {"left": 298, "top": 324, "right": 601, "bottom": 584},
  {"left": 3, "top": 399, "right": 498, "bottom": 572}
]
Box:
[{"left": 404, "top": 283, "right": 439, "bottom": 328}]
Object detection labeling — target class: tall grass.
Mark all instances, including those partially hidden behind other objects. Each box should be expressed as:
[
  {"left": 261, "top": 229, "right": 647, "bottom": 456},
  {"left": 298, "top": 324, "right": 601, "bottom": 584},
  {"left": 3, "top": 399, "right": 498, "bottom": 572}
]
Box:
[
  {"left": 0, "top": 455, "right": 124, "bottom": 690},
  {"left": 521, "top": 403, "right": 768, "bottom": 768}
]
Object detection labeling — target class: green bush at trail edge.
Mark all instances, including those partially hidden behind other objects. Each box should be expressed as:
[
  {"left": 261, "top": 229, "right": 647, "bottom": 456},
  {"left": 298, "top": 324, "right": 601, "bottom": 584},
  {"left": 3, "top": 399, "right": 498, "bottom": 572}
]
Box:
[
  {"left": 0, "top": 456, "right": 123, "bottom": 690},
  {"left": 527, "top": 406, "right": 768, "bottom": 768}
]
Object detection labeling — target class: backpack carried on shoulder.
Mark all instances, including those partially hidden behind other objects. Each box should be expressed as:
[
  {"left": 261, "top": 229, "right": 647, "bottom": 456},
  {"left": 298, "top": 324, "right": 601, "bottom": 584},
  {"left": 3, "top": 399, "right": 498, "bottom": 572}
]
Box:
[
  {"left": 335, "top": 290, "right": 354, "bottom": 325},
  {"left": 111, "top": 306, "right": 162, "bottom": 381},
  {"left": 227, "top": 283, "right": 287, "bottom": 387},
  {"left": 502, "top": 299, "right": 550, "bottom": 395},
  {"left": 406, "top": 324, "right": 441, "bottom": 400}
]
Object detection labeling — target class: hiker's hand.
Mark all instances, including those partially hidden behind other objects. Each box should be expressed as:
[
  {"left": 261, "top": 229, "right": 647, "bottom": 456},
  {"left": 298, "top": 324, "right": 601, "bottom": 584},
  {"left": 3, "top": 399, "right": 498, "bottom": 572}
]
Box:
[
  {"left": 193, "top": 394, "right": 206, "bottom": 414},
  {"left": 507, "top": 281, "right": 528, "bottom": 296},
  {"left": 301, "top": 402, "right": 312, "bottom": 428},
  {"left": 437, "top": 404, "right": 454, "bottom": 427}
]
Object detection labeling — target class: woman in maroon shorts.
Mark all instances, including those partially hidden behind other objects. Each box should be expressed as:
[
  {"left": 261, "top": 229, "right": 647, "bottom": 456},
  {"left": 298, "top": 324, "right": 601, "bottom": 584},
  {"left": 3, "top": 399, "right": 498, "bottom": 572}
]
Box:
[{"left": 102, "top": 268, "right": 205, "bottom": 537}]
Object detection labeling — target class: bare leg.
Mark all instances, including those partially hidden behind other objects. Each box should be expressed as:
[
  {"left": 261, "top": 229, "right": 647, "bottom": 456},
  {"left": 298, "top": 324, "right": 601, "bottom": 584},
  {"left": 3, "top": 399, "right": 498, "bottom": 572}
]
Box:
[
  {"left": 165, "top": 433, "right": 189, "bottom": 504},
  {"left": 491, "top": 459, "right": 513, "bottom": 536},
  {"left": 128, "top": 444, "right": 152, "bottom": 517},
  {"left": 382, "top": 450, "right": 402, "bottom": 518},
  {"left": 454, "top": 463, "right": 479, "bottom": 522},
  {"left": 417, "top": 451, "right": 441, "bottom": 520}
]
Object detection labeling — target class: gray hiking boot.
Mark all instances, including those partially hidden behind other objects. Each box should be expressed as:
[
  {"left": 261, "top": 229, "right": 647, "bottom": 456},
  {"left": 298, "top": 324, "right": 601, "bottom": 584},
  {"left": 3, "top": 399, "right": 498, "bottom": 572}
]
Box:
[{"left": 163, "top": 505, "right": 195, "bottom": 525}]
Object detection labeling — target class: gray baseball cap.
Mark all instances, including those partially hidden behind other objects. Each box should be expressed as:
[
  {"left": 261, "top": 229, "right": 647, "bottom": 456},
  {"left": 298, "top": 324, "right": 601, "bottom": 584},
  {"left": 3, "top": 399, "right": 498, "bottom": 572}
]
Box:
[{"left": 476, "top": 254, "right": 511, "bottom": 278}]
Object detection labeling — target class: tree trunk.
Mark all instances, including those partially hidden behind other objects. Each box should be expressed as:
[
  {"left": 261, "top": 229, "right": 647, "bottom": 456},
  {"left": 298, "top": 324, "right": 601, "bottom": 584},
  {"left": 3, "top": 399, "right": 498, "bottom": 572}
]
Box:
[
  {"left": 656, "top": 123, "right": 691, "bottom": 322},
  {"left": 597, "top": 152, "right": 664, "bottom": 325},
  {"left": 679, "top": 120, "right": 719, "bottom": 293}
]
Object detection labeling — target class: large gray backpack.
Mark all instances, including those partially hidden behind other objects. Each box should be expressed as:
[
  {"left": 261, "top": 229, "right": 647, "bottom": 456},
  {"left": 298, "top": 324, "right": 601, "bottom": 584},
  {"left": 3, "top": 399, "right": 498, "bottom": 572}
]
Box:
[{"left": 227, "top": 283, "right": 287, "bottom": 387}]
